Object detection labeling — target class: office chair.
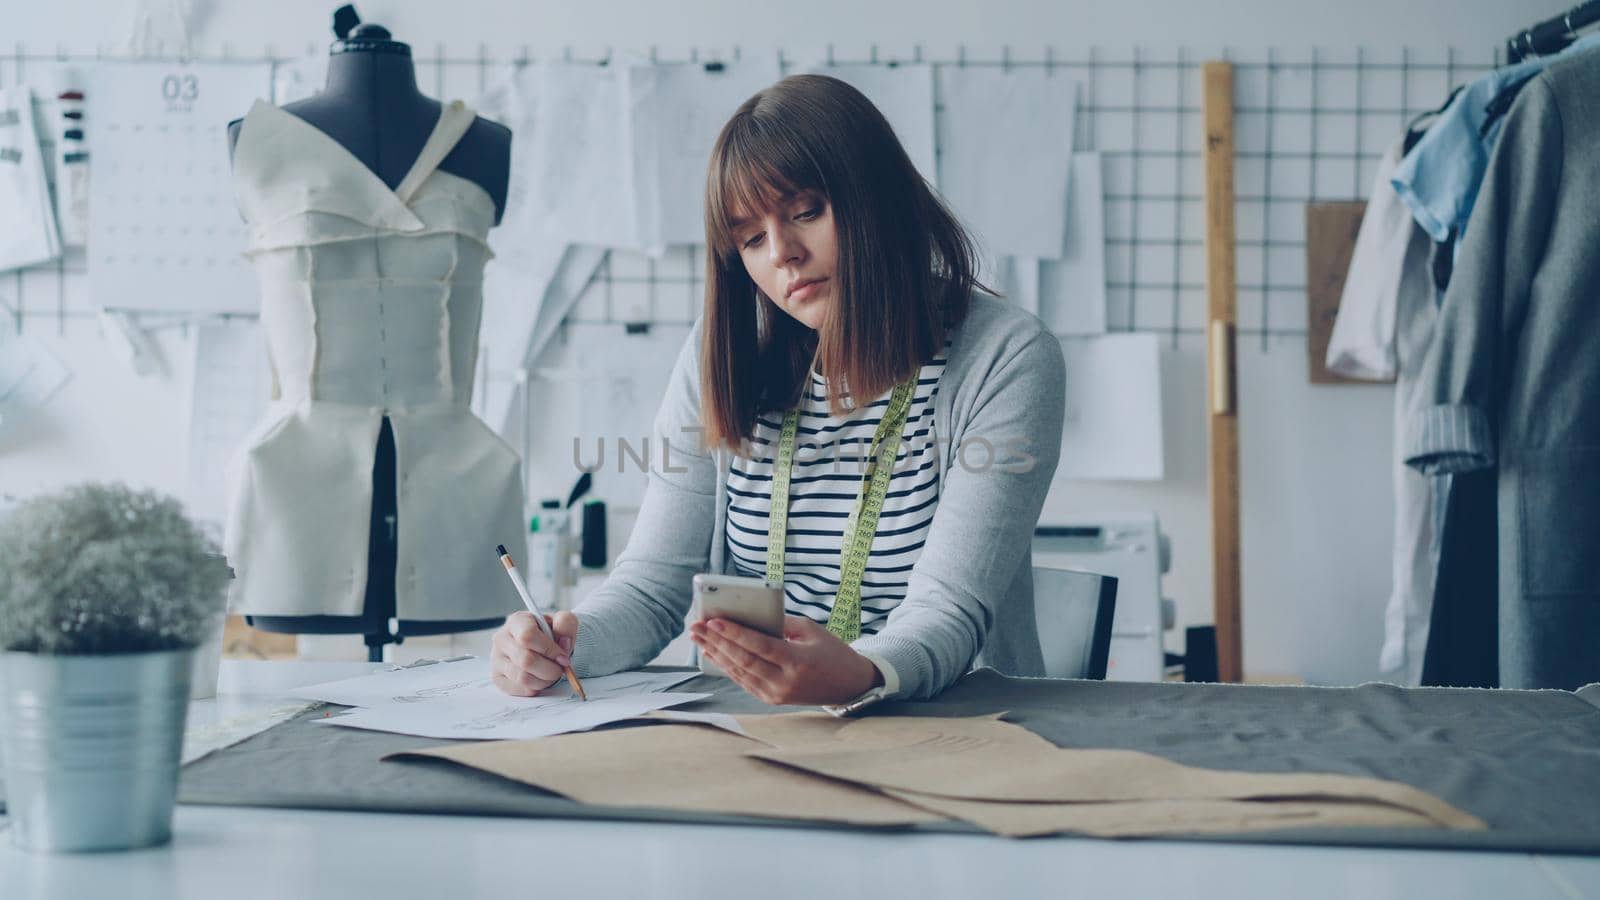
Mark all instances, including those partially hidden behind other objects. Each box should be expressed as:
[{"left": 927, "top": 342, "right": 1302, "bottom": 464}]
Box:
[{"left": 1032, "top": 565, "right": 1118, "bottom": 680}]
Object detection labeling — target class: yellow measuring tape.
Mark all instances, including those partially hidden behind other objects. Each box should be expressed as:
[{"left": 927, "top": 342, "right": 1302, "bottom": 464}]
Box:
[{"left": 765, "top": 378, "right": 918, "bottom": 642}]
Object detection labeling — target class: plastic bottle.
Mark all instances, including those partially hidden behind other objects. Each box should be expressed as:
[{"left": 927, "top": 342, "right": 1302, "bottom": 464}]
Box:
[
  {"left": 546, "top": 499, "right": 574, "bottom": 610},
  {"left": 527, "top": 498, "right": 571, "bottom": 611}
]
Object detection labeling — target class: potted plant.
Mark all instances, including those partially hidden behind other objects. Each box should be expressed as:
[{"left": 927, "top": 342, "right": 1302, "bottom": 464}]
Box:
[{"left": 0, "top": 482, "right": 231, "bottom": 852}]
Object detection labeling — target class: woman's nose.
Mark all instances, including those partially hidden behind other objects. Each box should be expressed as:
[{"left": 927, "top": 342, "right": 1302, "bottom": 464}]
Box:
[{"left": 767, "top": 226, "right": 806, "bottom": 266}]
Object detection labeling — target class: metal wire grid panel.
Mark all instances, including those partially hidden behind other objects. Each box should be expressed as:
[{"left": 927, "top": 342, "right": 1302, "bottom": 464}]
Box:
[{"left": 0, "top": 44, "right": 1497, "bottom": 349}]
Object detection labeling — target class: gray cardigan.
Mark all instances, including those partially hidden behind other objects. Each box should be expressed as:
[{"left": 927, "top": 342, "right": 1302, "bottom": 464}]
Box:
[{"left": 569, "top": 294, "right": 1066, "bottom": 699}]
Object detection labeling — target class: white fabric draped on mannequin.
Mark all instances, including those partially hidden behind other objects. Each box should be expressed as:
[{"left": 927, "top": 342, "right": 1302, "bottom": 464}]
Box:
[{"left": 225, "top": 99, "right": 524, "bottom": 621}]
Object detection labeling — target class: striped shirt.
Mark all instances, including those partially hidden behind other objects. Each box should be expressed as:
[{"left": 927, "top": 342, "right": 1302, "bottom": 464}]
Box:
[{"left": 726, "top": 347, "right": 948, "bottom": 636}]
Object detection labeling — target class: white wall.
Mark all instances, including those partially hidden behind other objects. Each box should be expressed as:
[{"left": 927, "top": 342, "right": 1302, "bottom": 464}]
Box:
[
  {"left": 4, "top": 0, "right": 1559, "bottom": 58},
  {"left": 1, "top": 0, "right": 1568, "bottom": 684}
]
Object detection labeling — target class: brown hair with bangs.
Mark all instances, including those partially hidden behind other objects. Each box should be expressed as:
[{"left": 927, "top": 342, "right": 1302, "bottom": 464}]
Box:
[{"left": 701, "top": 73, "right": 984, "bottom": 452}]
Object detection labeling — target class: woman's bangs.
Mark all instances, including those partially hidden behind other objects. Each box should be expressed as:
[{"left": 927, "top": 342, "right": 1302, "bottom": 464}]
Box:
[{"left": 706, "top": 117, "right": 825, "bottom": 258}]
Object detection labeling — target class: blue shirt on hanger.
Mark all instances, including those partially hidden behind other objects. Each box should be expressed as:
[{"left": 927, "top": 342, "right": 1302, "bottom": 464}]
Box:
[{"left": 1391, "top": 34, "right": 1600, "bottom": 244}]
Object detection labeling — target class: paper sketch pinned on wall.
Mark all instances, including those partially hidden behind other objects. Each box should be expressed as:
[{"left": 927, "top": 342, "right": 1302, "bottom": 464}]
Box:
[
  {"left": 1040, "top": 152, "right": 1109, "bottom": 335},
  {"left": 122, "top": 0, "right": 201, "bottom": 58},
  {"left": 629, "top": 56, "right": 783, "bottom": 249},
  {"left": 185, "top": 319, "right": 272, "bottom": 523},
  {"left": 936, "top": 68, "right": 1078, "bottom": 259},
  {"left": 477, "top": 67, "right": 557, "bottom": 277},
  {"left": 999, "top": 256, "right": 1041, "bottom": 316},
  {"left": 509, "top": 62, "right": 645, "bottom": 251},
  {"left": 476, "top": 241, "right": 565, "bottom": 426},
  {"left": 87, "top": 61, "right": 271, "bottom": 312},
  {"left": 0, "top": 86, "right": 63, "bottom": 273},
  {"left": 476, "top": 244, "right": 608, "bottom": 432},
  {"left": 96, "top": 308, "right": 164, "bottom": 377},
  {"left": 0, "top": 321, "right": 71, "bottom": 432},
  {"left": 476, "top": 65, "right": 601, "bottom": 409},
  {"left": 563, "top": 321, "right": 692, "bottom": 510},
  {"left": 803, "top": 63, "right": 937, "bottom": 187},
  {"left": 1056, "top": 333, "right": 1163, "bottom": 480},
  {"left": 460, "top": 69, "right": 608, "bottom": 432}
]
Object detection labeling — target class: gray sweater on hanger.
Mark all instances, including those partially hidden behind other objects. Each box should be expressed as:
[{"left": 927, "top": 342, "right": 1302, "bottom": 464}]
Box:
[
  {"left": 569, "top": 294, "right": 1066, "bottom": 700},
  {"left": 1407, "top": 47, "right": 1600, "bottom": 690}
]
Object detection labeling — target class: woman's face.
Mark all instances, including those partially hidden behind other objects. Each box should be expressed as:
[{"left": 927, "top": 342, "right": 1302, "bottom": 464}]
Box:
[{"left": 732, "top": 190, "right": 837, "bottom": 331}]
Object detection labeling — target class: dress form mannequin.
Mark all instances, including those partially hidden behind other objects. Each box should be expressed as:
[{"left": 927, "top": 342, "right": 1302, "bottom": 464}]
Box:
[{"left": 225, "top": 23, "right": 520, "bottom": 661}]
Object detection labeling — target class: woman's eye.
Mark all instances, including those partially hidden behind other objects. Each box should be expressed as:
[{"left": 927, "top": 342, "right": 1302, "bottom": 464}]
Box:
[
  {"left": 796, "top": 207, "right": 820, "bottom": 221},
  {"left": 742, "top": 233, "right": 765, "bottom": 249}
]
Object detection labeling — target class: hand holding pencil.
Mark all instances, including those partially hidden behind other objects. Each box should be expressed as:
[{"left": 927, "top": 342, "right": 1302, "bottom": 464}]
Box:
[{"left": 491, "top": 545, "right": 587, "bottom": 700}]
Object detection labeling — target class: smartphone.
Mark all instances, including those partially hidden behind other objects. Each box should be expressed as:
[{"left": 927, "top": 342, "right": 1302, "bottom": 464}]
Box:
[
  {"left": 692, "top": 574, "right": 785, "bottom": 638},
  {"left": 692, "top": 574, "right": 786, "bottom": 678}
]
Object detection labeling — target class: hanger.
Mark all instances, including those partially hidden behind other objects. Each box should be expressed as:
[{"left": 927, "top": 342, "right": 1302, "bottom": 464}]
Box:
[{"left": 1506, "top": 0, "right": 1600, "bottom": 62}]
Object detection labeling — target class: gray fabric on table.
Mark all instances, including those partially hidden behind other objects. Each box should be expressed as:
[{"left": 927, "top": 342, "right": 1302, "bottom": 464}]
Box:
[{"left": 158, "top": 669, "right": 1600, "bottom": 854}]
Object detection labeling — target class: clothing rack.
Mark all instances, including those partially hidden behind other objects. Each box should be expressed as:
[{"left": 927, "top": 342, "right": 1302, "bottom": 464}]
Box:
[{"left": 1506, "top": 1, "right": 1600, "bottom": 62}]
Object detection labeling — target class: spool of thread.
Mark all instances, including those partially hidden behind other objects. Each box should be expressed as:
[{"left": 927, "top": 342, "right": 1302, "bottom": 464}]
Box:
[
  {"left": 1184, "top": 625, "right": 1219, "bottom": 683},
  {"left": 580, "top": 500, "right": 608, "bottom": 569}
]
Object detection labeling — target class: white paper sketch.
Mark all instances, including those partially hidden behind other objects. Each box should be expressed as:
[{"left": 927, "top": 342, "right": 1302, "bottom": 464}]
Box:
[
  {"left": 0, "top": 322, "right": 71, "bottom": 429},
  {"left": 515, "top": 62, "right": 643, "bottom": 250},
  {"left": 1056, "top": 333, "right": 1164, "bottom": 481},
  {"left": 629, "top": 57, "right": 783, "bottom": 249},
  {"left": 294, "top": 657, "right": 707, "bottom": 741},
  {"left": 475, "top": 68, "right": 600, "bottom": 432},
  {"left": 1000, "top": 256, "right": 1041, "bottom": 316},
  {"left": 476, "top": 64, "right": 550, "bottom": 277},
  {"left": 185, "top": 319, "right": 272, "bottom": 523},
  {"left": 1040, "top": 152, "right": 1109, "bottom": 335},
  {"left": 292, "top": 657, "right": 694, "bottom": 709},
  {"left": 476, "top": 240, "right": 566, "bottom": 427},
  {"left": 0, "top": 86, "right": 62, "bottom": 273},
  {"left": 322, "top": 690, "right": 709, "bottom": 741},
  {"left": 936, "top": 68, "right": 1078, "bottom": 260},
  {"left": 475, "top": 244, "right": 608, "bottom": 434},
  {"left": 564, "top": 321, "right": 692, "bottom": 510}
]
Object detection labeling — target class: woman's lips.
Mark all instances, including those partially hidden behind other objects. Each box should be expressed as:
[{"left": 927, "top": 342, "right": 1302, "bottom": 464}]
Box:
[{"left": 787, "top": 277, "right": 827, "bottom": 301}]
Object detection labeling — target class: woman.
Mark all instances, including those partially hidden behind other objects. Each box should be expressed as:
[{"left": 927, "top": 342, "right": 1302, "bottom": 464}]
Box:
[{"left": 492, "top": 74, "right": 1065, "bottom": 707}]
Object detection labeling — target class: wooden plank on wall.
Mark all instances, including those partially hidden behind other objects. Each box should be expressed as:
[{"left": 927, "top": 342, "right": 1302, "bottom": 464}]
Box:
[
  {"left": 1202, "top": 60, "right": 1243, "bottom": 683},
  {"left": 1306, "top": 201, "right": 1393, "bottom": 385}
]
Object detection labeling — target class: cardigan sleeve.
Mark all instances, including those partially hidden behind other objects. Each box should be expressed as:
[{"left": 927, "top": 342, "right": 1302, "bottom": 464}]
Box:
[
  {"left": 851, "top": 326, "right": 1066, "bottom": 699},
  {"left": 1405, "top": 76, "right": 1562, "bottom": 477}
]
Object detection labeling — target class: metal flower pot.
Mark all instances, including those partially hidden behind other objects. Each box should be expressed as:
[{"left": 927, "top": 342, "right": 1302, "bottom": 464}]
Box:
[{"left": 0, "top": 648, "right": 193, "bottom": 852}]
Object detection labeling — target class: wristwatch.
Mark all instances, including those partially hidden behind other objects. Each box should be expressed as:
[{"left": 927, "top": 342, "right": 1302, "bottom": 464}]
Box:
[
  {"left": 823, "top": 682, "right": 893, "bottom": 717},
  {"left": 823, "top": 653, "right": 899, "bottom": 717}
]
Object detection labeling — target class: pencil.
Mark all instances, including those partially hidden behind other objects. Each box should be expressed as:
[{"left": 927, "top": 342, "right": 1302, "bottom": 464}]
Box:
[{"left": 495, "top": 544, "right": 587, "bottom": 700}]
